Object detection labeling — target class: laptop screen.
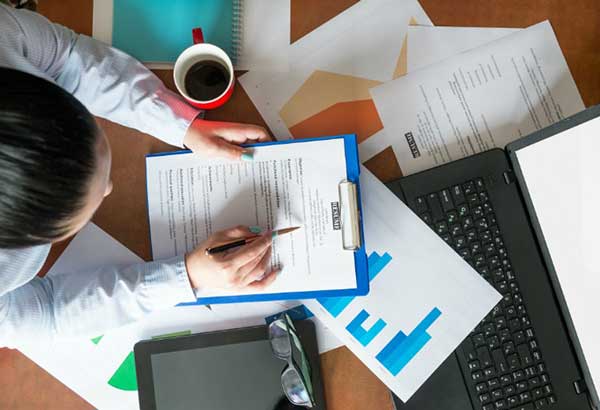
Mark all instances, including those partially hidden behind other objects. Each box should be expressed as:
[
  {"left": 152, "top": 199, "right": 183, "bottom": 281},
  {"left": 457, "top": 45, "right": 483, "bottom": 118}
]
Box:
[{"left": 513, "top": 113, "right": 600, "bottom": 397}]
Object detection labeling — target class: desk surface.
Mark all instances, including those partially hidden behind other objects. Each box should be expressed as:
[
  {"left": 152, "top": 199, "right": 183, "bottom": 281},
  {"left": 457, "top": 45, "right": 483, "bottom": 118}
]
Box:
[{"left": 1, "top": 1, "right": 599, "bottom": 409}]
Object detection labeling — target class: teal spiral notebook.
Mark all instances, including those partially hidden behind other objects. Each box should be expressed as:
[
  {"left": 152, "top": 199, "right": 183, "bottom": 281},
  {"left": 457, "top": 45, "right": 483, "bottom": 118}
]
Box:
[{"left": 111, "top": 0, "right": 241, "bottom": 65}]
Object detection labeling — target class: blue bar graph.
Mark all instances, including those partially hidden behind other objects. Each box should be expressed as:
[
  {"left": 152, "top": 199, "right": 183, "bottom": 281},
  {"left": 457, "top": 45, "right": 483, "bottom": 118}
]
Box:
[
  {"left": 317, "top": 251, "right": 392, "bottom": 317},
  {"left": 346, "top": 309, "right": 387, "bottom": 346},
  {"left": 376, "top": 307, "right": 442, "bottom": 376}
]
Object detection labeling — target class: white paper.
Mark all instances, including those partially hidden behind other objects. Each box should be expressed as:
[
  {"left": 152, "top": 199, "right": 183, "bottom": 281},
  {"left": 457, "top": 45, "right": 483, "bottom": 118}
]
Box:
[
  {"left": 369, "top": 21, "right": 585, "bottom": 175},
  {"left": 239, "top": 0, "right": 432, "bottom": 140},
  {"left": 514, "top": 116, "right": 600, "bottom": 396},
  {"left": 407, "top": 25, "right": 521, "bottom": 73},
  {"left": 146, "top": 139, "right": 356, "bottom": 297},
  {"left": 303, "top": 168, "right": 501, "bottom": 401},
  {"left": 19, "top": 223, "right": 340, "bottom": 410},
  {"left": 235, "top": 0, "right": 290, "bottom": 71}
]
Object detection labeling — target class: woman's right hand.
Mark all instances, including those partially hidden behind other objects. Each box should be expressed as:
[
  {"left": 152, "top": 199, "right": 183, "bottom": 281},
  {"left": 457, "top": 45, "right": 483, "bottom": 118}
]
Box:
[{"left": 184, "top": 226, "right": 279, "bottom": 292}]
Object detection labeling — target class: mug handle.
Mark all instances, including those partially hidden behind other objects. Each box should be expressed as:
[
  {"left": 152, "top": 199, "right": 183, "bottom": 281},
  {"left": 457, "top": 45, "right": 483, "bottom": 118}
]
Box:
[{"left": 192, "top": 27, "right": 204, "bottom": 44}]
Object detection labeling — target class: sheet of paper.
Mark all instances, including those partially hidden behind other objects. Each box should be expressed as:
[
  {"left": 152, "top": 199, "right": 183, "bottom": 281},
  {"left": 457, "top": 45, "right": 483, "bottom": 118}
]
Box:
[
  {"left": 407, "top": 25, "right": 520, "bottom": 73},
  {"left": 19, "top": 223, "right": 340, "bottom": 410},
  {"left": 146, "top": 139, "right": 356, "bottom": 297},
  {"left": 239, "top": 0, "right": 432, "bottom": 140},
  {"left": 368, "top": 21, "right": 585, "bottom": 175},
  {"left": 514, "top": 115, "right": 600, "bottom": 397},
  {"left": 303, "top": 168, "right": 501, "bottom": 402}
]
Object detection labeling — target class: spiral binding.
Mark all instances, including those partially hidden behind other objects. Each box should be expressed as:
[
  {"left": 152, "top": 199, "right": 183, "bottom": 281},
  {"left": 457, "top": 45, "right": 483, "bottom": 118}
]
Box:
[{"left": 231, "top": 0, "right": 243, "bottom": 65}]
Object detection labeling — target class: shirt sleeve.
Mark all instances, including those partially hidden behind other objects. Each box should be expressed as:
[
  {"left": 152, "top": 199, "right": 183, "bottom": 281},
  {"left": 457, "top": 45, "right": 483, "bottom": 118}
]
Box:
[
  {"left": 2, "top": 6, "right": 201, "bottom": 147},
  {"left": 0, "top": 253, "right": 197, "bottom": 349}
]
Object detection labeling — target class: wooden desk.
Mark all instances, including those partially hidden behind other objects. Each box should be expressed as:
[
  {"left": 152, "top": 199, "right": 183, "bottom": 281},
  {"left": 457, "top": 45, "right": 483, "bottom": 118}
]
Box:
[{"left": 1, "top": 1, "right": 598, "bottom": 409}]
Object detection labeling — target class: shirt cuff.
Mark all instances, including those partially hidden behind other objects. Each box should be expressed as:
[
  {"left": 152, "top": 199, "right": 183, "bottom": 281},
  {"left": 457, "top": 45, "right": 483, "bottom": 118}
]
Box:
[
  {"left": 143, "top": 256, "right": 197, "bottom": 308},
  {"left": 155, "top": 88, "right": 204, "bottom": 147}
]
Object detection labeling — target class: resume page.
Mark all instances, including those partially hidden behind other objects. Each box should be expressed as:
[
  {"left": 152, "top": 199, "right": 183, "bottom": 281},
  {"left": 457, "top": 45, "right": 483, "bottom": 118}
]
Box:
[
  {"left": 370, "top": 21, "right": 585, "bottom": 175},
  {"left": 146, "top": 139, "right": 357, "bottom": 296}
]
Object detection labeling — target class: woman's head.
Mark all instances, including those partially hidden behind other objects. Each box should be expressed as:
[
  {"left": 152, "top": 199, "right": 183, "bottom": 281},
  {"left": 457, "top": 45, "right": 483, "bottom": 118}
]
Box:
[{"left": 0, "top": 68, "right": 112, "bottom": 249}]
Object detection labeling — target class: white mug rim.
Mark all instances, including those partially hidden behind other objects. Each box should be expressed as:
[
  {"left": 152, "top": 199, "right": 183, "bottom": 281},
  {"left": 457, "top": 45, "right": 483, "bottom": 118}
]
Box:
[{"left": 173, "top": 43, "right": 234, "bottom": 104}]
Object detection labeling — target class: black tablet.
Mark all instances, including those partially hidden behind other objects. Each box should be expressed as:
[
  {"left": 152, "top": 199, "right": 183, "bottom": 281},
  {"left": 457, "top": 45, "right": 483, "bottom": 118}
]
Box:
[{"left": 134, "top": 320, "right": 326, "bottom": 410}]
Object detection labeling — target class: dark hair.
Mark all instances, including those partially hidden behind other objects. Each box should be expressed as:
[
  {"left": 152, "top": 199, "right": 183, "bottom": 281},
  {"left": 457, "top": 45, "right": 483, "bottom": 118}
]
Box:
[{"left": 0, "top": 68, "right": 100, "bottom": 248}]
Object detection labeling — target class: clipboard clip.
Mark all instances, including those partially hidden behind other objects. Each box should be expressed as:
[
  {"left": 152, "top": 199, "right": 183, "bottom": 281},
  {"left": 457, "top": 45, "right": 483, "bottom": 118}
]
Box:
[{"left": 338, "top": 180, "right": 362, "bottom": 251}]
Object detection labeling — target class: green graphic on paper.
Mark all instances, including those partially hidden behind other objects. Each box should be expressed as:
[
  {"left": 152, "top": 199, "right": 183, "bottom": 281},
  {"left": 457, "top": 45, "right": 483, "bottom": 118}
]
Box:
[
  {"left": 90, "top": 335, "right": 104, "bottom": 345},
  {"left": 107, "top": 330, "right": 192, "bottom": 391}
]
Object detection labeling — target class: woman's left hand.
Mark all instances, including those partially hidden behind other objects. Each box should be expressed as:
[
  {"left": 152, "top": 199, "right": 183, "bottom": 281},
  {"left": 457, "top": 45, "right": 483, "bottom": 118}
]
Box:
[{"left": 183, "top": 118, "right": 271, "bottom": 160}]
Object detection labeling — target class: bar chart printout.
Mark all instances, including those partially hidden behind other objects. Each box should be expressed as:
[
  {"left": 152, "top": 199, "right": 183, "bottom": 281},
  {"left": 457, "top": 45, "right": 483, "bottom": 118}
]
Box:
[{"left": 375, "top": 307, "right": 441, "bottom": 375}]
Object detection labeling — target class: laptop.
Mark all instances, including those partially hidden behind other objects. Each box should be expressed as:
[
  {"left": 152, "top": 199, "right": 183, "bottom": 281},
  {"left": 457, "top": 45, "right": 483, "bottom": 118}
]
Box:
[{"left": 387, "top": 105, "right": 600, "bottom": 410}]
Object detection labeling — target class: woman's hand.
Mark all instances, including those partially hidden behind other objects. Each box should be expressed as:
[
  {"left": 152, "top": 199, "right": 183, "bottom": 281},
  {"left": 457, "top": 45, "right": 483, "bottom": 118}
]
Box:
[
  {"left": 183, "top": 118, "right": 271, "bottom": 160},
  {"left": 184, "top": 226, "right": 279, "bottom": 292}
]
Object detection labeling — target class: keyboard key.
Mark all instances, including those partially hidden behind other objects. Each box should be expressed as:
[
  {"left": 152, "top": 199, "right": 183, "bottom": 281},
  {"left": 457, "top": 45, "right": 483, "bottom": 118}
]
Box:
[
  {"left": 483, "top": 405, "right": 494, "bottom": 410},
  {"left": 483, "top": 324, "right": 496, "bottom": 337},
  {"left": 491, "top": 389, "right": 503, "bottom": 400},
  {"left": 472, "top": 371, "right": 484, "bottom": 382},
  {"left": 441, "top": 233, "right": 451, "bottom": 244},
  {"left": 435, "top": 221, "right": 448, "bottom": 234},
  {"left": 415, "top": 196, "right": 428, "bottom": 213},
  {"left": 473, "top": 333, "right": 486, "bottom": 347},
  {"left": 528, "top": 376, "right": 540, "bottom": 388},
  {"left": 462, "top": 338, "right": 477, "bottom": 361},
  {"left": 509, "top": 318, "right": 521, "bottom": 332},
  {"left": 517, "top": 344, "right": 533, "bottom": 366},
  {"left": 504, "top": 342, "right": 516, "bottom": 356},
  {"left": 459, "top": 248, "right": 471, "bottom": 258},
  {"left": 479, "top": 393, "right": 492, "bottom": 404},
  {"left": 547, "top": 395, "right": 556, "bottom": 405},
  {"left": 488, "top": 378, "right": 500, "bottom": 389},
  {"left": 479, "top": 191, "right": 489, "bottom": 202},
  {"left": 494, "top": 399, "right": 508, "bottom": 409},
  {"left": 504, "top": 384, "right": 516, "bottom": 394},
  {"left": 468, "top": 193, "right": 480, "bottom": 205},
  {"left": 452, "top": 185, "right": 465, "bottom": 204},
  {"left": 519, "top": 391, "right": 532, "bottom": 402},
  {"left": 472, "top": 205, "right": 484, "bottom": 218},
  {"left": 450, "top": 224, "right": 462, "bottom": 236},
  {"left": 516, "top": 380, "right": 528, "bottom": 391},
  {"left": 515, "top": 404, "right": 534, "bottom": 410},
  {"left": 483, "top": 202, "right": 493, "bottom": 213},
  {"left": 524, "top": 367, "right": 537, "bottom": 378},
  {"left": 484, "top": 367, "right": 496, "bottom": 378},
  {"left": 488, "top": 213, "right": 497, "bottom": 225},
  {"left": 508, "top": 396, "right": 520, "bottom": 406},
  {"left": 492, "top": 349, "right": 509, "bottom": 373},
  {"left": 427, "top": 193, "right": 444, "bottom": 222},
  {"left": 455, "top": 236, "right": 467, "bottom": 249},
  {"left": 532, "top": 388, "right": 544, "bottom": 399},
  {"left": 420, "top": 212, "right": 432, "bottom": 224},
  {"left": 475, "top": 178, "right": 486, "bottom": 191},
  {"left": 464, "top": 181, "right": 476, "bottom": 195},
  {"left": 488, "top": 336, "right": 500, "bottom": 350},
  {"left": 540, "top": 374, "right": 549, "bottom": 384},
  {"left": 525, "top": 328, "right": 535, "bottom": 340},
  {"left": 512, "top": 369, "right": 525, "bottom": 381},
  {"left": 476, "top": 218, "right": 489, "bottom": 230},
  {"left": 462, "top": 216, "right": 474, "bottom": 230},
  {"left": 466, "top": 229, "right": 478, "bottom": 242},
  {"left": 447, "top": 211, "right": 459, "bottom": 225},
  {"left": 515, "top": 330, "right": 526, "bottom": 344},
  {"left": 535, "top": 398, "right": 547, "bottom": 409},
  {"left": 499, "top": 329, "right": 511, "bottom": 344},
  {"left": 458, "top": 203, "right": 469, "bottom": 217},
  {"left": 470, "top": 241, "right": 482, "bottom": 254},
  {"left": 478, "top": 346, "right": 493, "bottom": 368},
  {"left": 468, "top": 360, "right": 481, "bottom": 371},
  {"left": 440, "top": 189, "right": 454, "bottom": 212},
  {"left": 537, "top": 363, "right": 546, "bottom": 373},
  {"left": 542, "top": 384, "right": 553, "bottom": 395},
  {"left": 508, "top": 353, "right": 521, "bottom": 370},
  {"left": 476, "top": 382, "right": 488, "bottom": 393},
  {"left": 481, "top": 230, "right": 492, "bottom": 243}
]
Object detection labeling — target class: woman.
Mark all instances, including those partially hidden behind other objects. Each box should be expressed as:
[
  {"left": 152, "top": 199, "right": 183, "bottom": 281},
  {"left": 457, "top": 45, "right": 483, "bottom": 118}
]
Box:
[{"left": 0, "top": 4, "right": 278, "bottom": 347}]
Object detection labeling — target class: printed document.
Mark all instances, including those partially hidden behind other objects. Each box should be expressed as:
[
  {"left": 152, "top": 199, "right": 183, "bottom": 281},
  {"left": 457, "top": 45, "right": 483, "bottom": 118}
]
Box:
[
  {"left": 146, "top": 138, "right": 356, "bottom": 297},
  {"left": 303, "top": 168, "right": 501, "bottom": 401},
  {"left": 369, "top": 21, "right": 585, "bottom": 175}
]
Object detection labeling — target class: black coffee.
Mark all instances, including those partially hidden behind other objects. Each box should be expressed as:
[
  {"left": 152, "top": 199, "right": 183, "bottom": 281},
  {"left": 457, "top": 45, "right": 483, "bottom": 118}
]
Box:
[{"left": 184, "top": 60, "right": 230, "bottom": 101}]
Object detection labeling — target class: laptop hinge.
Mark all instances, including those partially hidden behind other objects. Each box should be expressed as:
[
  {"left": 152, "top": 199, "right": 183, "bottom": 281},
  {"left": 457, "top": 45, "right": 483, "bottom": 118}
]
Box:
[
  {"left": 574, "top": 379, "right": 588, "bottom": 395},
  {"left": 503, "top": 170, "right": 516, "bottom": 184}
]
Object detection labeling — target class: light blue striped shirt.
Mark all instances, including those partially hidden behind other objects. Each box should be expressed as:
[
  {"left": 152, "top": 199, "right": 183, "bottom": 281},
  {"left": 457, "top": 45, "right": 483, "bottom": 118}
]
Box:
[{"left": 0, "top": 4, "right": 200, "bottom": 348}]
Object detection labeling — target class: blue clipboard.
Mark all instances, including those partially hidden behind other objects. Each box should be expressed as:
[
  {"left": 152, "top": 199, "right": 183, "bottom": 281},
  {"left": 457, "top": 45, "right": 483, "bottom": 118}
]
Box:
[{"left": 146, "top": 134, "right": 368, "bottom": 304}]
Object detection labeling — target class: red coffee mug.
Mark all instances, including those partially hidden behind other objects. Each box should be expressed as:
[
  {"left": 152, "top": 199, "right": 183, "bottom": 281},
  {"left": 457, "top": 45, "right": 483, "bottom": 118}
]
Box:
[{"left": 173, "top": 28, "right": 235, "bottom": 109}]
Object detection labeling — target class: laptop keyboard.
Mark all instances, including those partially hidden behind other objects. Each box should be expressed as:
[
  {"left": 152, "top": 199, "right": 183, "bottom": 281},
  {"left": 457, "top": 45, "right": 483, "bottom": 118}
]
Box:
[{"left": 412, "top": 178, "right": 557, "bottom": 410}]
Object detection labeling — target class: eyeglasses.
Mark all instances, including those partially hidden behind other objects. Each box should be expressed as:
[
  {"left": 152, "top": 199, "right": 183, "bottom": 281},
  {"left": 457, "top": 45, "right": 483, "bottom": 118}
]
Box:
[{"left": 268, "top": 314, "right": 315, "bottom": 408}]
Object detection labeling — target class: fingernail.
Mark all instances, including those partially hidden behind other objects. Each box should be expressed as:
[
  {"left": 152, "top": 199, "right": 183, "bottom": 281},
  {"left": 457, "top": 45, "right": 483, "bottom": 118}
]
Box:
[
  {"left": 241, "top": 151, "right": 254, "bottom": 161},
  {"left": 271, "top": 231, "right": 278, "bottom": 239},
  {"left": 249, "top": 226, "right": 262, "bottom": 234}
]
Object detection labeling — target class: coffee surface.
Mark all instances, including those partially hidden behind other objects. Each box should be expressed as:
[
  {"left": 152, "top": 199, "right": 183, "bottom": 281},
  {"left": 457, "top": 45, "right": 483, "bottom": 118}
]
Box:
[{"left": 184, "top": 60, "right": 229, "bottom": 101}]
